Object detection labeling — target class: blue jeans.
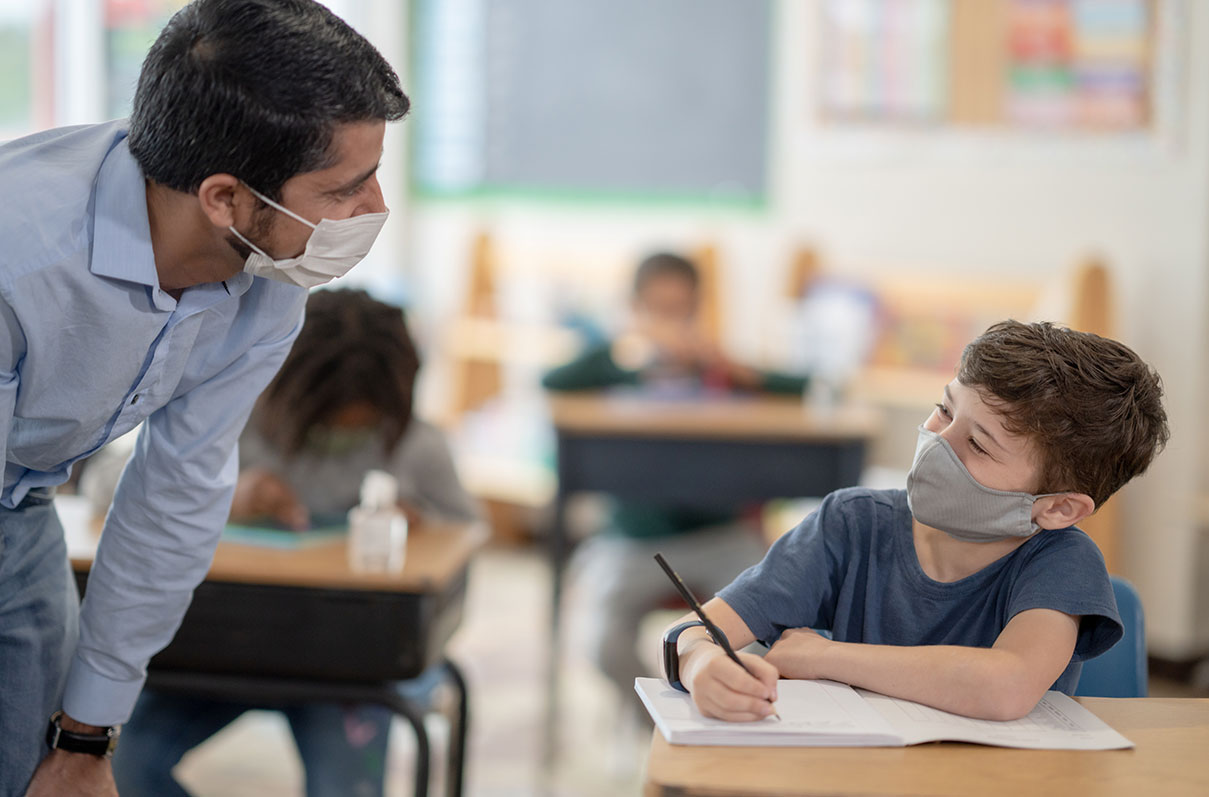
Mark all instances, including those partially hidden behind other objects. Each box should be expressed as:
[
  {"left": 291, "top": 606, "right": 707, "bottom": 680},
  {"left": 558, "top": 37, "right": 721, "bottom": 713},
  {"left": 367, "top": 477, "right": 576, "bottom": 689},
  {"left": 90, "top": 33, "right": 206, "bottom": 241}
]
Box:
[
  {"left": 0, "top": 491, "right": 79, "bottom": 797},
  {"left": 112, "top": 668, "right": 443, "bottom": 797},
  {"left": 112, "top": 691, "right": 393, "bottom": 797}
]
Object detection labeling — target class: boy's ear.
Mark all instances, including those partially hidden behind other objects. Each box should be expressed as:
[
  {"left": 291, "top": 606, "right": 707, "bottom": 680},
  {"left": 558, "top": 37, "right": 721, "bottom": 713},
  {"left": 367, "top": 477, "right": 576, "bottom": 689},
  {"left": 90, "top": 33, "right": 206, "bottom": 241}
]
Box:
[{"left": 1034, "top": 492, "right": 1096, "bottom": 530}]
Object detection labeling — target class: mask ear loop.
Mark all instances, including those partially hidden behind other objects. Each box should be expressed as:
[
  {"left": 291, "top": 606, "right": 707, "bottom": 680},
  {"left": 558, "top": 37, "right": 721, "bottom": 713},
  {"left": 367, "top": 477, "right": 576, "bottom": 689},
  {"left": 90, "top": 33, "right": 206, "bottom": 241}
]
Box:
[
  {"left": 228, "top": 224, "right": 273, "bottom": 260},
  {"left": 240, "top": 182, "right": 317, "bottom": 231}
]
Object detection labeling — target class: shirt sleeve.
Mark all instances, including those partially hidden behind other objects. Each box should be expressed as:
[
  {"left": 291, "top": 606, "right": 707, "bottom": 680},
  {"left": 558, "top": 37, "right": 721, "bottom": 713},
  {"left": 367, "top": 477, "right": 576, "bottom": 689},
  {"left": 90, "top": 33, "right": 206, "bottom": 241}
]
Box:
[
  {"left": 393, "top": 421, "right": 481, "bottom": 525},
  {"left": 60, "top": 296, "right": 305, "bottom": 726},
  {"left": 0, "top": 299, "right": 23, "bottom": 497},
  {"left": 716, "top": 490, "right": 850, "bottom": 645},
  {"left": 1006, "top": 529, "right": 1122, "bottom": 662},
  {"left": 541, "top": 342, "right": 639, "bottom": 391},
  {"left": 758, "top": 369, "right": 809, "bottom": 396}
]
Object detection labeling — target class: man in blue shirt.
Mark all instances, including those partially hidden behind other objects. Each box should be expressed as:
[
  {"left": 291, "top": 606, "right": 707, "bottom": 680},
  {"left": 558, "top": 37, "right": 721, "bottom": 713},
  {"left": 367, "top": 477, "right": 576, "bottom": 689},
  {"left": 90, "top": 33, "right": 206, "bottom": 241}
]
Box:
[{"left": 0, "top": 2, "right": 409, "bottom": 794}]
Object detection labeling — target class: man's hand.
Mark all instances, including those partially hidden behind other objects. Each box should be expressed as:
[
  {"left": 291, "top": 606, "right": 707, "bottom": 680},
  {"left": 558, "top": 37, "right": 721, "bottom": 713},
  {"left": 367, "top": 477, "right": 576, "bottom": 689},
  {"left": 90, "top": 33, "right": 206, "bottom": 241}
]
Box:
[
  {"left": 229, "top": 468, "right": 309, "bottom": 530},
  {"left": 765, "top": 627, "right": 833, "bottom": 680},
  {"left": 681, "top": 643, "right": 780, "bottom": 722},
  {"left": 25, "top": 750, "right": 117, "bottom": 797},
  {"left": 25, "top": 714, "right": 118, "bottom": 797}
]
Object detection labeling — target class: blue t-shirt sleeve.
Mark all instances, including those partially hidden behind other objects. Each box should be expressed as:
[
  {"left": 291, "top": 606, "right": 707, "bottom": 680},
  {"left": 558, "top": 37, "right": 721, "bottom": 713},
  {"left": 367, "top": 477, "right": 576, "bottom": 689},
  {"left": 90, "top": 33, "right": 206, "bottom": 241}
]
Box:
[
  {"left": 716, "top": 491, "right": 849, "bottom": 645},
  {"left": 1006, "top": 528, "right": 1122, "bottom": 662}
]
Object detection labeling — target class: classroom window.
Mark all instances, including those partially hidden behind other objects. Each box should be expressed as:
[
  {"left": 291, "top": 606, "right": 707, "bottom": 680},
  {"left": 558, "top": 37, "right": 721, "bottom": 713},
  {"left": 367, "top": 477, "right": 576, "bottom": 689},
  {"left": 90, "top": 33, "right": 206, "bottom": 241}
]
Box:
[
  {"left": 105, "top": 0, "right": 189, "bottom": 119},
  {"left": 0, "top": 0, "right": 52, "bottom": 139}
]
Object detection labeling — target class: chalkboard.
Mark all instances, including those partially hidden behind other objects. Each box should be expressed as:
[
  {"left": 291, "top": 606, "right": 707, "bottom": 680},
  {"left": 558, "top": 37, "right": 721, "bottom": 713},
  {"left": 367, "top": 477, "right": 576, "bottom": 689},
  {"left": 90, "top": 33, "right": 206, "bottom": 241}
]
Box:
[{"left": 411, "top": 0, "right": 771, "bottom": 206}]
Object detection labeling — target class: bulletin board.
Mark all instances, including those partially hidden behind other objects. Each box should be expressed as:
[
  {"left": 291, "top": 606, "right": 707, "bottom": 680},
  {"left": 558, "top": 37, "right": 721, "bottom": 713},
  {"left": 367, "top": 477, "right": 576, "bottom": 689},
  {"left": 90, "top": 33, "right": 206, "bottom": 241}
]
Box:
[
  {"left": 818, "top": 0, "right": 1159, "bottom": 132},
  {"left": 409, "top": 0, "right": 772, "bottom": 207}
]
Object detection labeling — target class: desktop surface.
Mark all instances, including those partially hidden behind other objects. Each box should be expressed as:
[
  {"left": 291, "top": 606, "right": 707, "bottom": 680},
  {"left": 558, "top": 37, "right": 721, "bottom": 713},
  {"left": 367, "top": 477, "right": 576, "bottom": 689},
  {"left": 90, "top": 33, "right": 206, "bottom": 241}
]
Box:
[{"left": 643, "top": 697, "right": 1209, "bottom": 796}]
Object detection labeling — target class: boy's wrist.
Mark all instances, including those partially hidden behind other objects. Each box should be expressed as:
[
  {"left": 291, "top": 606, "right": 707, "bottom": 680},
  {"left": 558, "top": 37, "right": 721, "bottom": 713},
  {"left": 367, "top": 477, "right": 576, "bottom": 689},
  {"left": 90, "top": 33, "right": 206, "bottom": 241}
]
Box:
[
  {"left": 810, "top": 636, "right": 841, "bottom": 681},
  {"left": 678, "top": 632, "right": 722, "bottom": 691}
]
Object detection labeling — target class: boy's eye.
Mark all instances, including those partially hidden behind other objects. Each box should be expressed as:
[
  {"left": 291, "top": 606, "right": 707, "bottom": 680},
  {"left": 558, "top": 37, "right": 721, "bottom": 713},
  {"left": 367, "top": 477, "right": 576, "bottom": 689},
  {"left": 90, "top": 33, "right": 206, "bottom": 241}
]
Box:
[
  {"left": 969, "top": 437, "right": 987, "bottom": 455},
  {"left": 934, "top": 402, "right": 952, "bottom": 419}
]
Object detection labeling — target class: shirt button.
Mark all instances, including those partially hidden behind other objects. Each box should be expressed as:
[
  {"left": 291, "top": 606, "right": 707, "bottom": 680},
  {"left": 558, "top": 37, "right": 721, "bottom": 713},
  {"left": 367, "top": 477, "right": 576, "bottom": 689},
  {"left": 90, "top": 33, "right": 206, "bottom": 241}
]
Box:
[{"left": 130, "top": 394, "right": 141, "bottom": 406}]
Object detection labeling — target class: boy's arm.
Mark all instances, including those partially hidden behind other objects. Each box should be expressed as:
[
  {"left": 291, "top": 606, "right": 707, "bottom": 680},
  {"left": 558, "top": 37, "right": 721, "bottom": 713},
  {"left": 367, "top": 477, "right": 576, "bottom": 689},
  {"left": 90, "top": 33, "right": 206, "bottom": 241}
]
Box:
[
  {"left": 766, "top": 608, "right": 1078, "bottom": 721},
  {"left": 662, "top": 597, "right": 780, "bottom": 722},
  {"left": 541, "top": 342, "right": 639, "bottom": 391}
]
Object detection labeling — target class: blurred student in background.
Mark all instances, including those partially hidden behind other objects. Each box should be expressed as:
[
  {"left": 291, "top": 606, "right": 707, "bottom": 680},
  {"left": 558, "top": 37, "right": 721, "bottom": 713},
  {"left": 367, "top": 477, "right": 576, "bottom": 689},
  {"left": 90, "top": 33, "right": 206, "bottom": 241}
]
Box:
[
  {"left": 542, "top": 252, "right": 807, "bottom": 713},
  {"left": 107, "top": 289, "right": 478, "bottom": 797}
]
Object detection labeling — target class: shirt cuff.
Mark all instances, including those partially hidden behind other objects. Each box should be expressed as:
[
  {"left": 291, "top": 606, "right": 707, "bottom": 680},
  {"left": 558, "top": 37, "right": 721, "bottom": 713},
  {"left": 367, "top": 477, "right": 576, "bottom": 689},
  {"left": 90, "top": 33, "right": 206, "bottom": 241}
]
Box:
[{"left": 60, "top": 656, "right": 147, "bottom": 726}]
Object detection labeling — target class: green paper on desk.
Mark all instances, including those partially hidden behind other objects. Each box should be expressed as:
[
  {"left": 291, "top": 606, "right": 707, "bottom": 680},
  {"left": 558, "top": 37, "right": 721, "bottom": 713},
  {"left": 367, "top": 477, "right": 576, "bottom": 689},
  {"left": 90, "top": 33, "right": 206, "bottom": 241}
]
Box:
[{"left": 222, "top": 522, "right": 348, "bottom": 550}]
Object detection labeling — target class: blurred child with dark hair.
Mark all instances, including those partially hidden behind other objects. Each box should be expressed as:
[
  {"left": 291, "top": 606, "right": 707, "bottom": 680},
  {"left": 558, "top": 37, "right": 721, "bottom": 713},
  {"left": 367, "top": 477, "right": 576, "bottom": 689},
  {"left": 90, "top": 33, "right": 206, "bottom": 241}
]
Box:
[
  {"left": 543, "top": 252, "right": 807, "bottom": 718},
  {"left": 109, "top": 289, "right": 478, "bottom": 797}
]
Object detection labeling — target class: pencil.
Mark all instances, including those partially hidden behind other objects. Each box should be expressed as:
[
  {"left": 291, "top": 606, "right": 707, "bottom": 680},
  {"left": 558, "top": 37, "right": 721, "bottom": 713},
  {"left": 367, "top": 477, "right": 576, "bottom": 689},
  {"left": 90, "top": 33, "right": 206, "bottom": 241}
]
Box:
[{"left": 654, "top": 552, "right": 780, "bottom": 720}]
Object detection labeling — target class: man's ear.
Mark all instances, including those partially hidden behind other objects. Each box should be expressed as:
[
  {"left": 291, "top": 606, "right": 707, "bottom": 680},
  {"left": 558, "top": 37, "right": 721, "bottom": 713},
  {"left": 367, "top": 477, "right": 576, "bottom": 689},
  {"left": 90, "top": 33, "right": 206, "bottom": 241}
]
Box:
[
  {"left": 1034, "top": 492, "right": 1096, "bottom": 530},
  {"left": 197, "top": 173, "right": 244, "bottom": 230}
]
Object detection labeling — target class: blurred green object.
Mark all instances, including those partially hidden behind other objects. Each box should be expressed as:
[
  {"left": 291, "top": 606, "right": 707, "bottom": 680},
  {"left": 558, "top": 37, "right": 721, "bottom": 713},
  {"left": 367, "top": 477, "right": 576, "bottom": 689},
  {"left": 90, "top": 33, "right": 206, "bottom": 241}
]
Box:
[{"left": 222, "top": 522, "right": 347, "bottom": 550}]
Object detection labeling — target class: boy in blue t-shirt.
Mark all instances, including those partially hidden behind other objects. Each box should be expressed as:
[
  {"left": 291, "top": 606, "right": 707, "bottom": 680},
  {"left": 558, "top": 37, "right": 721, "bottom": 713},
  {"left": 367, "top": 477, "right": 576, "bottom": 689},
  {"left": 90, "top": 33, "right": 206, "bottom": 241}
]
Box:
[{"left": 661, "top": 320, "right": 1169, "bottom": 721}]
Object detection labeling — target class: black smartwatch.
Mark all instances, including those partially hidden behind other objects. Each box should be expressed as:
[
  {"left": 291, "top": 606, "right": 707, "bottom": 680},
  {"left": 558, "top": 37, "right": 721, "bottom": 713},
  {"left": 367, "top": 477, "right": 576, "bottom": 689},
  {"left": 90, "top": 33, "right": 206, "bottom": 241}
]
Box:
[
  {"left": 46, "top": 711, "right": 120, "bottom": 759},
  {"left": 662, "top": 620, "right": 705, "bottom": 692}
]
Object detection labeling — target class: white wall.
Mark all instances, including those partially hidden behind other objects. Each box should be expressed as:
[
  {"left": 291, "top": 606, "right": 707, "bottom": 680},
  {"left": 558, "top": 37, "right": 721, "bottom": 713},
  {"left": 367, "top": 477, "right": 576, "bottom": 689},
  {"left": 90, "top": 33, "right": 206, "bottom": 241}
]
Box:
[{"left": 398, "top": 1, "right": 1209, "bottom": 656}]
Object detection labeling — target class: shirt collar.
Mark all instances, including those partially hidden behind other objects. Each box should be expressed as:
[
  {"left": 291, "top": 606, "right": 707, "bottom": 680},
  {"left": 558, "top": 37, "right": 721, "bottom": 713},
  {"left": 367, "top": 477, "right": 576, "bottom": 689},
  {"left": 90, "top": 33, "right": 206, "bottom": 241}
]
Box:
[
  {"left": 89, "top": 135, "right": 159, "bottom": 288},
  {"left": 88, "top": 134, "right": 257, "bottom": 313}
]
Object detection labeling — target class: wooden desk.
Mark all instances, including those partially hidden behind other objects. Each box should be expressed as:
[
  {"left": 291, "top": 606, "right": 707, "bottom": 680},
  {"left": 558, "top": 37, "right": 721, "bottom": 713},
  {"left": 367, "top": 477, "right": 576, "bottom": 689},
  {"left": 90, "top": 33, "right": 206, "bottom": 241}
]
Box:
[
  {"left": 63, "top": 497, "right": 487, "bottom": 797},
  {"left": 545, "top": 394, "right": 882, "bottom": 759},
  {"left": 643, "top": 698, "right": 1209, "bottom": 796}
]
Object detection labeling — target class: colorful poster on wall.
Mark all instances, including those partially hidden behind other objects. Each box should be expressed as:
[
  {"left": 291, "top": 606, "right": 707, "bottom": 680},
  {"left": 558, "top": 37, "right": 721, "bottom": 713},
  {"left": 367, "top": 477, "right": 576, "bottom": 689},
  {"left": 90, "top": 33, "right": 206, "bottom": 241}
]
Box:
[
  {"left": 819, "top": 0, "right": 951, "bottom": 122},
  {"left": 1005, "top": 0, "right": 1151, "bottom": 130}
]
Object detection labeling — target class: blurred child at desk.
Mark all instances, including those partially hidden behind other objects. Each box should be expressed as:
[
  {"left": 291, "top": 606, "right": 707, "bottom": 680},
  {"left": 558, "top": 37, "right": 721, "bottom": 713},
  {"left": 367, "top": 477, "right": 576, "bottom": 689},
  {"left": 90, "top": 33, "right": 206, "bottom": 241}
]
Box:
[
  {"left": 542, "top": 252, "right": 807, "bottom": 713},
  {"left": 108, "top": 289, "right": 478, "bottom": 797}
]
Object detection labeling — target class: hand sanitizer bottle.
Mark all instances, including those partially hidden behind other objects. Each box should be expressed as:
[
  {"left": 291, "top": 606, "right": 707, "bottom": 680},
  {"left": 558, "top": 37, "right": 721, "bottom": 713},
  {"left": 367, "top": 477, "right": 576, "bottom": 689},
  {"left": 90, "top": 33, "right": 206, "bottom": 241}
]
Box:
[{"left": 347, "top": 470, "right": 407, "bottom": 574}]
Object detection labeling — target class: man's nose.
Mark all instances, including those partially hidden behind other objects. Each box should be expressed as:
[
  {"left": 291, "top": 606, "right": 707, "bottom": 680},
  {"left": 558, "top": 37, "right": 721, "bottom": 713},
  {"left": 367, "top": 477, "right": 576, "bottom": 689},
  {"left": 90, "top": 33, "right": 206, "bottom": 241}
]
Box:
[{"left": 356, "top": 175, "right": 387, "bottom": 215}]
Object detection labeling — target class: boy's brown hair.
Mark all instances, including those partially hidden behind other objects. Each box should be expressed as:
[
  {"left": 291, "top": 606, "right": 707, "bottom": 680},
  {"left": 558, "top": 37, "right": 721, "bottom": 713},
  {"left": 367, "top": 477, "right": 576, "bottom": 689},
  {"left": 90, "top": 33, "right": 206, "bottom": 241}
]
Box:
[{"left": 958, "top": 320, "right": 1168, "bottom": 507}]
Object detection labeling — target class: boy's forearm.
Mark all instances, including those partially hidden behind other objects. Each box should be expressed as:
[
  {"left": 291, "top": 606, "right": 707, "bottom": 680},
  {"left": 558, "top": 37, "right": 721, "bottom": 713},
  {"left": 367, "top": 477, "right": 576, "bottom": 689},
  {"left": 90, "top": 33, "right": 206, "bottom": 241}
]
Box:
[{"left": 810, "top": 640, "right": 1042, "bottom": 720}]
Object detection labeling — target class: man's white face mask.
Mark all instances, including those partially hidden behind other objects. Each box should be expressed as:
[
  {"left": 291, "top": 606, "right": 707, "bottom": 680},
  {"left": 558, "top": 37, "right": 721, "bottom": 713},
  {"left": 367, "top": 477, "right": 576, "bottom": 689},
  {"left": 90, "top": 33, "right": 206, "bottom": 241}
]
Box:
[{"left": 229, "top": 183, "right": 388, "bottom": 288}]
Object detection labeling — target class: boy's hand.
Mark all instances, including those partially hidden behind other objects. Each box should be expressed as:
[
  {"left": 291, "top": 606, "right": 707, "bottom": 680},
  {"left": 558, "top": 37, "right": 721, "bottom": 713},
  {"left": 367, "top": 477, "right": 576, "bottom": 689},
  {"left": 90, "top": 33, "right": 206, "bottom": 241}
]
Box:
[
  {"left": 682, "top": 644, "right": 780, "bottom": 722},
  {"left": 765, "top": 627, "right": 833, "bottom": 680}
]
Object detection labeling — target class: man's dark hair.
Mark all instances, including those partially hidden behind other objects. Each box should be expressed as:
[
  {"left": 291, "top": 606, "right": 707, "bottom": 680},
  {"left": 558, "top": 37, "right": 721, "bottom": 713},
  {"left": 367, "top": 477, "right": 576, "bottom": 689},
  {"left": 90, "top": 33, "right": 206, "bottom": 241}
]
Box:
[
  {"left": 128, "top": 0, "right": 409, "bottom": 199},
  {"left": 255, "top": 289, "right": 420, "bottom": 458},
  {"left": 958, "top": 320, "right": 1169, "bottom": 508},
  {"left": 632, "top": 252, "right": 700, "bottom": 297}
]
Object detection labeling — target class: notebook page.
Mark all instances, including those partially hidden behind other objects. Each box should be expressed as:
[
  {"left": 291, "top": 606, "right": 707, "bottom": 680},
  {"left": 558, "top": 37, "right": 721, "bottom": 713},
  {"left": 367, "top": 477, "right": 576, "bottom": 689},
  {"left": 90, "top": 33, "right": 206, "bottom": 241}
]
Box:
[
  {"left": 859, "top": 689, "right": 1134, "bottom": 750},
  {"left": 636, "top": 678, "right": 902, "bottom": 747}
]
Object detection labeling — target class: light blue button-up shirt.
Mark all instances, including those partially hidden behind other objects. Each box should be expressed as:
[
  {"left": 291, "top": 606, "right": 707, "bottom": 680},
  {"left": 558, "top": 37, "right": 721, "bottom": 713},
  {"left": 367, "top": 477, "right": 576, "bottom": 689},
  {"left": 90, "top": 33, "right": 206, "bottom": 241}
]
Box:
[{"left": 0, "top": 121, "right": 307, "bottom": 725}]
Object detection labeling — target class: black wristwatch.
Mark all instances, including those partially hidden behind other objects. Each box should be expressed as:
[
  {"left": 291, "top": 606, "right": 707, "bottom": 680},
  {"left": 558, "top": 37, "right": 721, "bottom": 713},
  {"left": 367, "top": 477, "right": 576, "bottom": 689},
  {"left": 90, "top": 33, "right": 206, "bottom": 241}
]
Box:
[
  {"left": 46, "top": 711, "right": 120, "bottom": 759},
  {"left": 662, "top": 620, "right": 705, "bottom": 692}
]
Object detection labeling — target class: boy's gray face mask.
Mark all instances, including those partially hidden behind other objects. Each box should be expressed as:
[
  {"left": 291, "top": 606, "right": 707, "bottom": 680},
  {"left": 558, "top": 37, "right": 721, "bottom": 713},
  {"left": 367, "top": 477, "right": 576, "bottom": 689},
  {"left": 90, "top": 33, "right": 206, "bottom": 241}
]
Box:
[{"left": 906, "top": 426, "right": 1055, "bottom": 543}]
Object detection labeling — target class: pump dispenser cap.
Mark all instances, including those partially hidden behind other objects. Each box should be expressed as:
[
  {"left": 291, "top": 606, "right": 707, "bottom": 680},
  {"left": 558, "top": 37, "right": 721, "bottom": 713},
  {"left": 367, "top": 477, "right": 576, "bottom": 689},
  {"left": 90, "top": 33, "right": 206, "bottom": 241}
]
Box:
[{"left": 360, "top": 470, "right": 399, "bottom": 510}]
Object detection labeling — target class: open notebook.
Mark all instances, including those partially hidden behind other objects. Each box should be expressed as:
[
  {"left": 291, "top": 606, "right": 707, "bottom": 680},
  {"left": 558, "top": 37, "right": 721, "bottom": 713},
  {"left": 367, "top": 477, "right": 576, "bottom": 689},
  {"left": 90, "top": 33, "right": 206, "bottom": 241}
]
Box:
[{"left": 635, "top": 677, "right": 1133, "bottom": 750}]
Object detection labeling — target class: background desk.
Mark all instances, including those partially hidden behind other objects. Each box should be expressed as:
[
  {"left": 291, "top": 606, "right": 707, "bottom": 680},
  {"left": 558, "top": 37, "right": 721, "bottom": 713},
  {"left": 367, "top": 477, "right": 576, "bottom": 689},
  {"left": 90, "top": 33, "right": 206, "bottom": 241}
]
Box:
[
  {"left": 545, "top": 394, "right": 882, "bottom": 758},
  {"left": 63, "top": 497, "right": 487, "bottom": 797},
  {"left": 644, "top": 697, "right": 1209, "bottom": 796}
]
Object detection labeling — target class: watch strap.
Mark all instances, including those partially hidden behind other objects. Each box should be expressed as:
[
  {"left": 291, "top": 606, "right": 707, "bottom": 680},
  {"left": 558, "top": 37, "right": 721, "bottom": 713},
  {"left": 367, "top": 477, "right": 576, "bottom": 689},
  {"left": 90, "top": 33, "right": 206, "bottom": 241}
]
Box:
[
  {"left": 46, "top": 711, "right": 120, "bottom": 758},
  {"left": 662, "top": 620, "right": 705, "bottom": 693}
]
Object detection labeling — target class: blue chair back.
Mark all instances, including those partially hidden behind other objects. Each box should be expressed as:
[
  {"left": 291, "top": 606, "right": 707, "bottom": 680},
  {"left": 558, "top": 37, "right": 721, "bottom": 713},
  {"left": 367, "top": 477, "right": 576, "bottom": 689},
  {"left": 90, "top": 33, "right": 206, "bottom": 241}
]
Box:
[{"left": 1075, "top": 576, "right": 1147, "bottom": 698}]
